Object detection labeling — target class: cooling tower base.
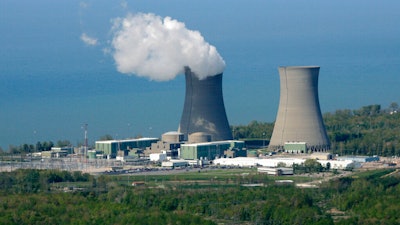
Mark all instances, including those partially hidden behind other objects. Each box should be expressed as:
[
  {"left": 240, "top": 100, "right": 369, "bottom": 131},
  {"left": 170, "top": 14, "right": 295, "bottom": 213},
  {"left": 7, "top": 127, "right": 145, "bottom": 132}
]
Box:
[{"left": 268, "top": 145, "right": 331, "bottom": 153}]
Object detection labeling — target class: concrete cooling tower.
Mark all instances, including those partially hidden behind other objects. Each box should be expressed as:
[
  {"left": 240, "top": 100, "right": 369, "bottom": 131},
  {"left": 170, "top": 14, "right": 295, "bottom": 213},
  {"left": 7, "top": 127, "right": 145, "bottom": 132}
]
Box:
[
  {"left": 269, "top": 66, "right": 330, "bottom": 152},
  {"left": 178, "top": 67, "right": 233, "bottom": 141}
]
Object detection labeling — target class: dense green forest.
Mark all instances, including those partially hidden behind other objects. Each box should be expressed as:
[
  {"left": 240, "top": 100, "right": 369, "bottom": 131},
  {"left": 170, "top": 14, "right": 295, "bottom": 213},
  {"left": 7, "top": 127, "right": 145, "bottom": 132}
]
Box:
[
  {"left": 1, "top": 169, "right": 400, "bottom": 224},
  {"left": 233, "top": 103, "right": 400, "bottom": 156},
  {"left": 324, "top": 104, "right": 400, "bottom": 156}
]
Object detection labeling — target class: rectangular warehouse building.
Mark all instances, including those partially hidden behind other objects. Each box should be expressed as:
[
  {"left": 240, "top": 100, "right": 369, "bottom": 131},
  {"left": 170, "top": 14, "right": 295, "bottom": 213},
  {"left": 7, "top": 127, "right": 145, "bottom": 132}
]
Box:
[
  {"left": 284, "top": 142, "right": 307, "bottom": 153},
  {"left": 180, "top": 140, "right": 245, "bottom": 160},
  {"left": 95, "top": 138, "right": 159, "bottom": 158}
]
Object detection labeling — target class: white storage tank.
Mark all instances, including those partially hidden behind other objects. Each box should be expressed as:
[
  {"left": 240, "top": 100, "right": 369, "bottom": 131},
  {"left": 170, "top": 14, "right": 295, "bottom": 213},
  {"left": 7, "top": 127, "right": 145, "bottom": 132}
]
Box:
[{"left": 162, "top": 131, "right": 185, "bottom": 143}]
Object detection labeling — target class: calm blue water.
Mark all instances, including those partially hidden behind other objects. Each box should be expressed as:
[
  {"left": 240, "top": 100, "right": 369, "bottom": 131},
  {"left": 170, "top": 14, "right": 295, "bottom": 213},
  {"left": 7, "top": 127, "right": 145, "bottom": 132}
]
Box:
[{"left": 1, "top": 0, "right": 399, "bottom": 149}]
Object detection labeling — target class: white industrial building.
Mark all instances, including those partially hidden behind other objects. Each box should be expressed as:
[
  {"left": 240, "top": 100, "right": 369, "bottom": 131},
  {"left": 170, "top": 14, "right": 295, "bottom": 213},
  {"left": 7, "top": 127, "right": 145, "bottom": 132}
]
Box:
[
  {"left": 257, "top": 158, "right": 305, "bottom": 167},
  {"left": 161, "top": 160, "right": 189, "bottom": 169},
  {"left": 213, "top": 157, "right": 356, "bottom": 170},
  {"left": 337, "top": 156, "right": 380, "bottom": 163},
  {"left": 149, "top": 153, "right": 167, "bottom": 162},
  {"left": 213, "top": 157, "right": 258, "bottom": 167},
  {"left": 180, "top": 140, "right": 246, "bottom": 160},
  {"left": 95, "top": 138, "right": 158, "bottom": 158},
  {"left": 258, "top": 167, "right": 294, "bottom": 175},
  {"left": 318, "top": 160, "right": 360, "bottom": 170}
]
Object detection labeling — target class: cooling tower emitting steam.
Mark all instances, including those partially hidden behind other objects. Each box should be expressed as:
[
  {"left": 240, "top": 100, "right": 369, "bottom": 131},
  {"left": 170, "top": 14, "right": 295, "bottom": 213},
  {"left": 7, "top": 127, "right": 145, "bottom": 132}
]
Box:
[
  {"left": 111, "top": 13, "right": 225, "bottom": 81},
  {"left": 178, "top": 67, "right": 233, "bottom": 141},
  {"left": 269, "top": 66, "right": 330, "bottom": 152},
  {"left": 110, "top": 13, "right": 232, "bottom": 141}
]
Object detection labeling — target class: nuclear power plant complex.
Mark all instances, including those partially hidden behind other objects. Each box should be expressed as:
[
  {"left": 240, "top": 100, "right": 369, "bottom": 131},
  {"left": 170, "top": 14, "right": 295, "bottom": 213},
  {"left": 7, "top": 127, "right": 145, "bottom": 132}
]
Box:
[
  {"left": 268, "top": 66, "right": 330, "bottom": 153},
  {"left": 91, "top": 65, "right": 331, "bottom": 161},
  {"left": 22, "top": 65, "right": 339, "bottom": 172}
]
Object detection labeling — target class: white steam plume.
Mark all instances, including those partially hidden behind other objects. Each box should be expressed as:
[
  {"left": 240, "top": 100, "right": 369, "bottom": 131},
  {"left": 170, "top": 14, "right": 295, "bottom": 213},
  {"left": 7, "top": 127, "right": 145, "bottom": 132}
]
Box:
[
  {"left": 81, "top": 33, "right": 98, "bottom": 46},
  {"left": 111, "top": 13, "right": 225, "bottom": 81}
]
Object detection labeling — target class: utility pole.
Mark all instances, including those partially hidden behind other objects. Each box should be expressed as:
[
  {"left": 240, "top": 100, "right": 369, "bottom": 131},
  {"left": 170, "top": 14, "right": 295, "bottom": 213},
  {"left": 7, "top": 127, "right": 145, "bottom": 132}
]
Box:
[
  {"left": 263, "top": 132, "right": 266, "bottom": 151},
  {"left": 85, "top": 124, "right": 88, "bottom": 155},
  {"left": 83, "top": 124, "right": 88, "bottom": 163}
]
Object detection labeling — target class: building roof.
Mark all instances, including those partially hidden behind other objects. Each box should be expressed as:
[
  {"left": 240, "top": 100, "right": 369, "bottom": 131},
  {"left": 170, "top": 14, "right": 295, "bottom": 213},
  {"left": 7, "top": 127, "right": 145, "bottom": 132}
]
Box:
[
  {"left": 182, "top": 140, "right": 244, "bottom": 147},
  {"left": 213, "top": 157, "right": 355, "bottom": 169},
  {"left": 163, "top": 131, "right": 183, "bottom": 135},
  {"left": 95, "top": 137, "right": 159, "bottom": 144}
]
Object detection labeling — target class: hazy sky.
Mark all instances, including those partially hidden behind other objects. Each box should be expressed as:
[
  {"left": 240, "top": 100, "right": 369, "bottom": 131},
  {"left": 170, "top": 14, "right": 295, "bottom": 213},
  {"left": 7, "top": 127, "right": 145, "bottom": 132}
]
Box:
[{"left": 0, "top": 0, "right": 399, "bottom": 148}]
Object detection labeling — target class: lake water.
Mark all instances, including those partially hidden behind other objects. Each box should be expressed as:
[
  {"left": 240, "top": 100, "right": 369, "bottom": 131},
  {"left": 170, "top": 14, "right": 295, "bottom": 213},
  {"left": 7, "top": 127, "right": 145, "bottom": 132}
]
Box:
[{"left": 1, "top": 1, "right": 399, "bottom": 149}]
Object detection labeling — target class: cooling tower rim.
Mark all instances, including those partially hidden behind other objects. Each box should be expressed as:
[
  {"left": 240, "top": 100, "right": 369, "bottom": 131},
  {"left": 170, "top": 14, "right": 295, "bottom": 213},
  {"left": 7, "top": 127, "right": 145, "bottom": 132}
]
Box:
[
  {"left": 184, "top": 66, "right": 223, "bottom": 80},
  {"left": 279, "top": 66, "right": 320, "bottom": 69}
]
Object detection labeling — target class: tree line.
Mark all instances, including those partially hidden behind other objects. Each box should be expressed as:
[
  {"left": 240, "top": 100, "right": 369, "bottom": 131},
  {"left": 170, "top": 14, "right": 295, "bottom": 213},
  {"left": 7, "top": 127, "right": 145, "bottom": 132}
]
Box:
[
  {"left": 0, "top": 169, "right": 90, "bottom": 194},
  {"left": 2, "top": 140, "right": 73, "bottom": 155},
  {"left": 324, "top": 103, "right": 400, "bottom": 156}
]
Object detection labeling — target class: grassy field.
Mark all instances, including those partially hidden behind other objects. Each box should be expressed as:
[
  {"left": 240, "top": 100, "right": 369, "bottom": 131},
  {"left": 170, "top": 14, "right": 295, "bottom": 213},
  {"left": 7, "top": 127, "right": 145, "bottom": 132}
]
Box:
[{"left": 102, "top": 167, "right": 340, "bottom": 189}]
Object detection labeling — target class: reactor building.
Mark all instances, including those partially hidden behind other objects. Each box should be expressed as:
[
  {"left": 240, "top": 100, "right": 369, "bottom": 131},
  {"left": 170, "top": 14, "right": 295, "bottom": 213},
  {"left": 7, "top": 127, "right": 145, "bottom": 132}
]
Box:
[
  {"left": 178, "top": 67, "right": 233, "bottom": 141},
  {"left": 269, "top": 66, "right": 330, "bottom": 153}
]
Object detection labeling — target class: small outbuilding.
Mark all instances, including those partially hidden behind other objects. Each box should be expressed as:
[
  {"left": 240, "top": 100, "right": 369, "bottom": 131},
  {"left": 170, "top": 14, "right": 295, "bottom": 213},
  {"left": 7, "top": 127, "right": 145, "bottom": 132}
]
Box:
[
  {"left": 161, "top": 160, "right": 188, "bottom": 169},
  {"left": 258, "top": 167, "right": 294, "bottom": 176}
]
